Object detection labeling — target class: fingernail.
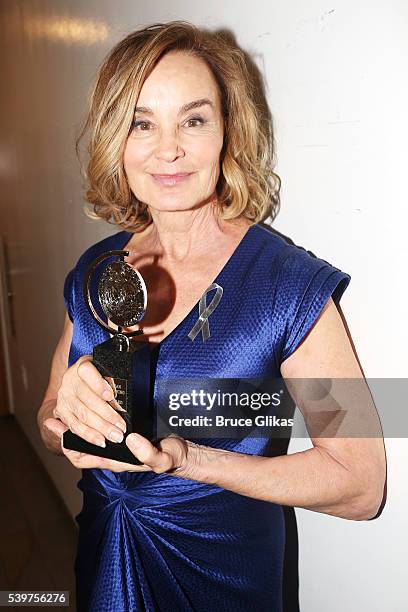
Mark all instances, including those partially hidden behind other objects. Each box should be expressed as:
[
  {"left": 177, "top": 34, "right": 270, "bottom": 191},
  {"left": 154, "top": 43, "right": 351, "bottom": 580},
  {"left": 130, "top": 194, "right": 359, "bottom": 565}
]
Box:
[
  {"left": 95, "top": 438, "right": 106, "bottom": 448},
  {"left": 108, "top": 430, "right": 123, "bottom": 443},
  {"left": 127, "top": 433, "right": 143, "bottom": 448},
  {"left": 115, "top": 421, "right": 127, "bottom": 434}
]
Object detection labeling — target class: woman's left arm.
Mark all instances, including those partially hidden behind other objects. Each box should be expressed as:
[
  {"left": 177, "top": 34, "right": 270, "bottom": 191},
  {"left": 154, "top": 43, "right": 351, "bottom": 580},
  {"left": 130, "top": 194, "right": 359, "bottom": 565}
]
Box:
[
  {"left": 126, "top": 297, "right": 386, "bottom": 521},
  {"left": 61, "top": 297, "right": 386, "bottom": 521}
]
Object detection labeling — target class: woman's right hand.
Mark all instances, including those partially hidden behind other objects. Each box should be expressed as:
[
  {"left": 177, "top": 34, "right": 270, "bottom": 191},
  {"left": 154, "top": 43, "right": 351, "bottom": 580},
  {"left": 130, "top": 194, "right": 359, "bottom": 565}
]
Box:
[{"left": 43, "top": 355, "right": 127, "bottom": 449}]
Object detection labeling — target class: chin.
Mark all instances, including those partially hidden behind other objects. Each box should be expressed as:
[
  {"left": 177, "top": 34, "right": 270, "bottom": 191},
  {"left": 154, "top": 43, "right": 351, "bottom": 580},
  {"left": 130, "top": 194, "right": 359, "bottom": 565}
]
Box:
[{"left": 142, "top": 194, "right": 212, "bottom": 213}]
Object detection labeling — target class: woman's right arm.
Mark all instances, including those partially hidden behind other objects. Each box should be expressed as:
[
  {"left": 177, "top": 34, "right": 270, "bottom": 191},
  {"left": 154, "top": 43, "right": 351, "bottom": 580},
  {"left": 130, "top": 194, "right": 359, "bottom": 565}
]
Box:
[
  {"left": 37, "top": 313, "right": 74, "bottom": 455},
  {"left": 37, "top": 313, "right": 127, "bottom": 456}
]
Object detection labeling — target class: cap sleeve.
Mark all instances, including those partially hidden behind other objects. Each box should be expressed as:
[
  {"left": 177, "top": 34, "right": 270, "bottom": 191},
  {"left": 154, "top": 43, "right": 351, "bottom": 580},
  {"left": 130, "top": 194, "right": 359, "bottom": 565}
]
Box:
[
  {"left": 277, "top": 246, "right": 351, "bottom": 365},
  {"left": 63, "top": 267, "right": 76, "bottom": 323}
]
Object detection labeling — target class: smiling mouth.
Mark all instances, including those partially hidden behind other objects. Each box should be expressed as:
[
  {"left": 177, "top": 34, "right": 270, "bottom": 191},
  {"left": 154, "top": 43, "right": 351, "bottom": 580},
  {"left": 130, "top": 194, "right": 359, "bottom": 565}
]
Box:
[{"left": 150, "top": 173, "right": 194, "bottom": 186}]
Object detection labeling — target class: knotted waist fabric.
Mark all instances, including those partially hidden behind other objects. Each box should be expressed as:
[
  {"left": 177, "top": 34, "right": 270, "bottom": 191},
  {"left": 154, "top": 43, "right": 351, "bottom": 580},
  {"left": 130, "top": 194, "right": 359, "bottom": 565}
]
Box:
[{"left": 74, "top": 459, "right": 285, "bottom": 611}]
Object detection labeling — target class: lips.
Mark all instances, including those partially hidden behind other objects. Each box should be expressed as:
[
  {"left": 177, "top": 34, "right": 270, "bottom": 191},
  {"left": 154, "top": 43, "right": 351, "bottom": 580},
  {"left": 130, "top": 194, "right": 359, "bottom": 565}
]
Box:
[{"left": 151, "top": 172, "right": 194, "bottom": 186}]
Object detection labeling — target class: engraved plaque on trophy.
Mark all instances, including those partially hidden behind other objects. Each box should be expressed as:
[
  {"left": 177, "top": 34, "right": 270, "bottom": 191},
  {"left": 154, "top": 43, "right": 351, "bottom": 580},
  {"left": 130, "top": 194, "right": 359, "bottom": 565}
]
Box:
[{"left": 63, "top": 249, "right": 149, "bottom": 465}]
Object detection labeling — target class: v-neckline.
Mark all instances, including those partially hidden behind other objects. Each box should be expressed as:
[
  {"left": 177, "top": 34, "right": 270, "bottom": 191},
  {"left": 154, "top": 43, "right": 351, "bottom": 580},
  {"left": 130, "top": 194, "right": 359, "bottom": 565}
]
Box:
[{"left": 111, "top": 222, "right": 258, "bottom": 350}]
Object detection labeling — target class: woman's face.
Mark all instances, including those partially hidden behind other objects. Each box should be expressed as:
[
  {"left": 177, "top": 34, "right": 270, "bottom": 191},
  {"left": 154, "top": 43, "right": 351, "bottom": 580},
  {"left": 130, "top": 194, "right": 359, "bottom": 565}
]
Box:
[{"left": 123, "top": 51, "right": 224, "bottom": 213}]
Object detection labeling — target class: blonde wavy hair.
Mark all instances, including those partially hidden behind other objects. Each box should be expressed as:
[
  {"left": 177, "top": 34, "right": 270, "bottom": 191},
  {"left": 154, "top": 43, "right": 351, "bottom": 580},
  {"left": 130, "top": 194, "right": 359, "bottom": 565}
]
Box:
[{"left": 76, "top": 20, "right": 281, "bottom": 232}]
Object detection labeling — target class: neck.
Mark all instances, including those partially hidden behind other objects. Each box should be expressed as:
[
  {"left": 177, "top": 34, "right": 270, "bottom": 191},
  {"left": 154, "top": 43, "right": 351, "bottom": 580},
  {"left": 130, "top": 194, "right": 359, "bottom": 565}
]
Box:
[{"left": 143, "top": 197, "right": 246, "bottom": 264}]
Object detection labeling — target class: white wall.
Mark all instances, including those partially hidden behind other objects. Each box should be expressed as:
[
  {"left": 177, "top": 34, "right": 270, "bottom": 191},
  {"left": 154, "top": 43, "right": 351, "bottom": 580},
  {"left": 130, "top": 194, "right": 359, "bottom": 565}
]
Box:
[{"left": 0, "top": 1, "right": 406, "bottom": 610}]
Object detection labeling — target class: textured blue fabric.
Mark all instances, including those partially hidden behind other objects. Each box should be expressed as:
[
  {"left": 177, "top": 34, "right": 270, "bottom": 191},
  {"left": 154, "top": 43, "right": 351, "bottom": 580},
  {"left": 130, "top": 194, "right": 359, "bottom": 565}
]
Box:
[{"left": 63, "top": 222, "right": 350, "bottom": 611}]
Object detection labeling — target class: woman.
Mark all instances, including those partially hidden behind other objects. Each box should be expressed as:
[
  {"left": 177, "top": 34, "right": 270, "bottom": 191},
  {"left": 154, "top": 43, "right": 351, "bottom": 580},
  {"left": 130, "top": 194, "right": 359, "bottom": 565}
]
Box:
[{"left": 37, "top": 21, "right": 386, "bottom": 612}]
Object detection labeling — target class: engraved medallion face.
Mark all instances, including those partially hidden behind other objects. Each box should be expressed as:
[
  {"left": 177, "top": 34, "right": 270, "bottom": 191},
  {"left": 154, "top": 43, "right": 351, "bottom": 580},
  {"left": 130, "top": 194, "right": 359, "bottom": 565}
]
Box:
[{"left": 98, "top": 261, "right": 147, "bottom": 327}]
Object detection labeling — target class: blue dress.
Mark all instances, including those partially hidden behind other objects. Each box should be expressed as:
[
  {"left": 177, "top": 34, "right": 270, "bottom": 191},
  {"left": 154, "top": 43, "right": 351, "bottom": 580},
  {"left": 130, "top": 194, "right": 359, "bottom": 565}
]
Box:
[{"left": 64, "top": 222, "right": 351, "bottom": 611}]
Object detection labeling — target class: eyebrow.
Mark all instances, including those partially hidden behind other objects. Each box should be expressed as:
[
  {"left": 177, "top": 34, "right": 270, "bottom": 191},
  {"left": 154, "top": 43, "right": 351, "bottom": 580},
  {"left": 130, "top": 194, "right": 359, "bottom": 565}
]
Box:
[{"left": 134, "top": 97, "right": 215, "bottom": 116}]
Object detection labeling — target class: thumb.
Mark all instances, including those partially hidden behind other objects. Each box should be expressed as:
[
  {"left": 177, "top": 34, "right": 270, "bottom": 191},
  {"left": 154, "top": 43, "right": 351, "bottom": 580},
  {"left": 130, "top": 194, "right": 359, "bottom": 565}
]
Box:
[{"left": 44, "top": 417, "right": 68, "bottom": 438}]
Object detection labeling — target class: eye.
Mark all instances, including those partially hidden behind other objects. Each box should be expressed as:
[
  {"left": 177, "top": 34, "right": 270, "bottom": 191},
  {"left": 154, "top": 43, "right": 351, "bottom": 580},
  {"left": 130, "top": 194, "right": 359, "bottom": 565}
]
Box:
[
  {"left": 185, "top": 115, "right": 206, "bottom": 128},
  {"left": 132, "top": 120, "right": 152, "bottom": 131}
]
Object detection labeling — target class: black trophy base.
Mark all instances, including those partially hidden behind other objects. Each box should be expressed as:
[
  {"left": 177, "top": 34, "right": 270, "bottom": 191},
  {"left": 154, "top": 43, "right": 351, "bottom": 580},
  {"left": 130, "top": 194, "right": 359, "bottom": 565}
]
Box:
[{"left": 63, "top": 430, "right": 143, "bottom": 465}]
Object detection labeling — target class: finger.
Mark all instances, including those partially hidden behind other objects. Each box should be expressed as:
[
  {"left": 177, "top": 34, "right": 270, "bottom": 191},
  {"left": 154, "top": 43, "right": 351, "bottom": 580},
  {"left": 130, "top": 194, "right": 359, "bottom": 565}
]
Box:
[
  {"left": 104, "top": 378, "right": 124, "bottom": 412},
  {"left": 98, "top": 458, "right": 152, "bottom": 473},
  {"left": 61, "top": 447, "right": 106, "bottom": 469},
  {"left": 126, "top": 434, "right": 175, "bottom": 473},
  {"left": 58, "top": 400, "right": 107, "bottom": 448},
  {"left": 107, "top": 397, "right": 126, "bottom": 413},
  {"left": 74, "top": 380, "right": 127, "bottom": 439},
  {"left": 61, "top": 446, "right": 151, "bottom": 472},
  {"left": 74, "top": 364, "right": 127, "bottom": 433},
  {"left": 104, "top": 377, "right": 117, "bottom": 397},
  {"left": 44, "top": 417, "right": 68, "bottom": 437},
  {"left": 76, "top": 359, "right": 117, "bottom": 403}
]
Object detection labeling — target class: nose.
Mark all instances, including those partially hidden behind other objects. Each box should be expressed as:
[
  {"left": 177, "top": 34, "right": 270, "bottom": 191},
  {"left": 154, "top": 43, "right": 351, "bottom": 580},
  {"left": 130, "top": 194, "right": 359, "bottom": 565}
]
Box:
[{"left": 155, "top": 128, "right": 185, "bottom": 163}]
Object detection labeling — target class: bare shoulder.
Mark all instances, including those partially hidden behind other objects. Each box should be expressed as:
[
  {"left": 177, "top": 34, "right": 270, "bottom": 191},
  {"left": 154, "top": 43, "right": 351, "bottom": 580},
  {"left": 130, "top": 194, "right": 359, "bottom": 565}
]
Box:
[{"left": 280, "top": 296, "right": 364, "bottom": 380}]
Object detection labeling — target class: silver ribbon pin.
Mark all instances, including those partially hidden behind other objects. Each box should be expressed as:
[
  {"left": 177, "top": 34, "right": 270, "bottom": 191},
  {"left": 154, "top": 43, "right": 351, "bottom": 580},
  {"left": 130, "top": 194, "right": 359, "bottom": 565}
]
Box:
[{"left": 188, "top": 283, "right": 223, "bottom": 342}]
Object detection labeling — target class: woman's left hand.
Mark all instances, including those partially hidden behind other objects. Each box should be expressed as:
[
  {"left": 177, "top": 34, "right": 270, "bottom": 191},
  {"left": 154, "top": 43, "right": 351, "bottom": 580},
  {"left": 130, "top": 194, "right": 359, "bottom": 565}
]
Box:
[{"left": 45, "top": 417, "right": 192, "bottom": 474}]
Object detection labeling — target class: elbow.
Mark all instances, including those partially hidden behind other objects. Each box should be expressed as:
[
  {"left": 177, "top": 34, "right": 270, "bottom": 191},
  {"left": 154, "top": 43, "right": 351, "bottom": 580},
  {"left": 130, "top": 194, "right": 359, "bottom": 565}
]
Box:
[
  {"left": 343, "top": 442, "right": 388, "bottom": 521},
  {"left": 347, "top": 472, "right": 387, "bottom": 522},
  {"left": 319, "top": 441, "right": 387, "bottom": 521},
  {"left": 361, "top": 477, "right": 387, "bottom": 521},
  {"left": 360, "top": 452, "right": 388, "bottom": 521}
]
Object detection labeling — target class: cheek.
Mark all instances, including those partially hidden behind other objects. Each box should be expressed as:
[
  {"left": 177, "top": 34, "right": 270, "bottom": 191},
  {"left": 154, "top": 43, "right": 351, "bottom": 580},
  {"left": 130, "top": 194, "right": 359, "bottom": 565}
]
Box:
[
  {"left": 123, "top": 139, "right": 152, "bottom": 169},
  {"left": 192, "top": 134, "right": 224, "bottom": 167}
]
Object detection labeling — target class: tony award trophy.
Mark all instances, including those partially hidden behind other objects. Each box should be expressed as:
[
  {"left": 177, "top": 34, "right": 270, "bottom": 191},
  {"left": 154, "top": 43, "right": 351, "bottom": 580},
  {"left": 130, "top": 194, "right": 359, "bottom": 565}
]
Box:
[{"left": 63, "top": 249, "right": 149, "bottom": 465}]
